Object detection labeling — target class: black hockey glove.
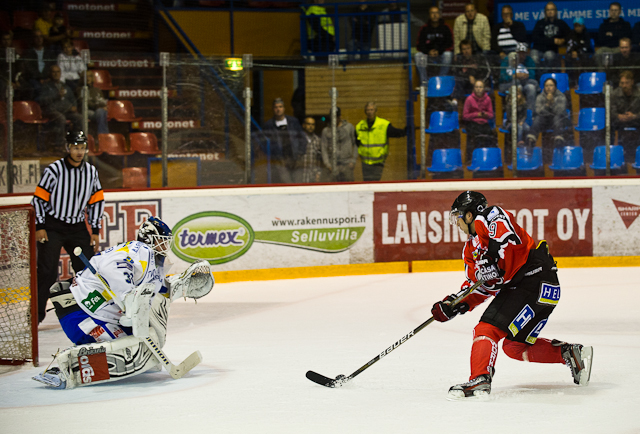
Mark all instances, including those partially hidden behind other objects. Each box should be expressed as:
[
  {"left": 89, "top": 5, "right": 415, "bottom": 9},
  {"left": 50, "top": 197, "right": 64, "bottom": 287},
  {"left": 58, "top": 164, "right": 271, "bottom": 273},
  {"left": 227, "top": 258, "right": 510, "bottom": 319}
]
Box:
[
  {"left": 476, "top": 253, "right": 503, "bottom": 284},
  {"left": 431, "top": 295, "right": 470, "bottom": 323}
]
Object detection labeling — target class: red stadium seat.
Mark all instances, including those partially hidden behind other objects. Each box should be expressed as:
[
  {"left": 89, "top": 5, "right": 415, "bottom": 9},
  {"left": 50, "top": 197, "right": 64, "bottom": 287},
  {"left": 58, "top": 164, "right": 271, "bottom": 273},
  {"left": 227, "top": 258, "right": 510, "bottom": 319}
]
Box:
[
  {"left": 91, "top": 69, "right": 119, "bottom": 91},
  {"left": 87, "top": 134, "right": 101, "bottom": 156},
  {"left": 13, "top": 101, "right": 49, "bottom": 124},
  {"left": 72, "top": 39, "right": 89, "bottom": 53},
  {"left": 12, "top": 11, "right": 38, "bottom": 30},
  {"left": 107, "top": 100, "right": 141, "bottom": 122},
  {"left": 98, "top": 133, "right": 133, "bottom": 156},
  {"left": 129, "top": 132, "right": 160, "bottom": 155},
  {"left": 122, "top": 167, "right": 148, "bottom": 189}
]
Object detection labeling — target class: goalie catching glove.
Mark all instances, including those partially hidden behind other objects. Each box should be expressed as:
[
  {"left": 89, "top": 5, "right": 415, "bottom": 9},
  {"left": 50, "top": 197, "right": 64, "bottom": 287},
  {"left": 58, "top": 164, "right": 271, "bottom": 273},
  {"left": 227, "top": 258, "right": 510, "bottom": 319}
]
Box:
[
  {"left": 431, "top": 294, "right": 470, "bottom": 323},
  {"left": 166, "top": 260, "right": 214, "bottom": 301}
]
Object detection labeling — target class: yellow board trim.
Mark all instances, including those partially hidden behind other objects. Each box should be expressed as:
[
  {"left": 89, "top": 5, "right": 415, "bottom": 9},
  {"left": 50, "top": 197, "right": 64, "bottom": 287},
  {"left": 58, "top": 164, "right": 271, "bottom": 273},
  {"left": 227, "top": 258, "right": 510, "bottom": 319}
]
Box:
[{"left": 212, "top": 256, "right": 640, "bottom": 284}]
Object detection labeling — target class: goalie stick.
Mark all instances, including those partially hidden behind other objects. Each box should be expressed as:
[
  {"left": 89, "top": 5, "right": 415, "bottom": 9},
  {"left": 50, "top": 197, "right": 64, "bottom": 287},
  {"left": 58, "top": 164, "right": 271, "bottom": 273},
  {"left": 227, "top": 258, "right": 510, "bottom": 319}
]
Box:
[
  {"left": 306, "top": 279, "right": 485, "bottom": 388},
  {"left": 73, "top": 247, "right": 202, "bottom": 380}
]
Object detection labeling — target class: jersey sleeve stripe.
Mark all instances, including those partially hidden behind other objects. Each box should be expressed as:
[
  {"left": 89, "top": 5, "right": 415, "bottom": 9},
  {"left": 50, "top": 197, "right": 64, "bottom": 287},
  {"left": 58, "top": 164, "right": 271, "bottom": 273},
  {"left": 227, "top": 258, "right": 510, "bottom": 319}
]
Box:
[
  {"left": 89, "top": 189, "right": 104, "bottom": 205},
  {"left": 34, "top": 186, "right": 51, "bottom": 202}
]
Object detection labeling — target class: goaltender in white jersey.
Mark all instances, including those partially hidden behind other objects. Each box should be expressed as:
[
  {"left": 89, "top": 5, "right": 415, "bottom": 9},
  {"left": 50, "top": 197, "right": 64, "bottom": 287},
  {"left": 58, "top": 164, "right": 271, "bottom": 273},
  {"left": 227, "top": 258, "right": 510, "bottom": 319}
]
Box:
[{"left": 33, "top": 216, "right": 214, "bottom": 389}]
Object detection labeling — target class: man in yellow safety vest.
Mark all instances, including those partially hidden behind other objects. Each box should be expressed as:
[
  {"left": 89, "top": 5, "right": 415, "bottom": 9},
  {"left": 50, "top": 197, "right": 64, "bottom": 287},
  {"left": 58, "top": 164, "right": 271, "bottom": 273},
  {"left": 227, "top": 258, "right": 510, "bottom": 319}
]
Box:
[
  {"left": 355, "top": 102, "right": 407, "bottom": 182},
  {"left": 305, "top": 0, "right": 335, "bottom": 53}
]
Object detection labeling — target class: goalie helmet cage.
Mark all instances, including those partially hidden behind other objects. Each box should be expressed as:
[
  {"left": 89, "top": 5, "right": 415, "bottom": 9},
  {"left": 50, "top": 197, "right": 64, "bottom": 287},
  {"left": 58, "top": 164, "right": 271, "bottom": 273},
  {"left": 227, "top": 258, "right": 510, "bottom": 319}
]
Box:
[{"left": 0, "top": 204, "right": 39, "bottom": 366}]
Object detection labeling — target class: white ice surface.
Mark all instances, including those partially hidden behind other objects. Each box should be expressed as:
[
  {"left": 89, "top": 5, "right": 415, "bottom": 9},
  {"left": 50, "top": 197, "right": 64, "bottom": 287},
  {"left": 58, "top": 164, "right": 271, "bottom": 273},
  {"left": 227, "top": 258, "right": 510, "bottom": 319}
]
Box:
[{"left": 1, "top": 267, "right": 639, "bottom": 434}]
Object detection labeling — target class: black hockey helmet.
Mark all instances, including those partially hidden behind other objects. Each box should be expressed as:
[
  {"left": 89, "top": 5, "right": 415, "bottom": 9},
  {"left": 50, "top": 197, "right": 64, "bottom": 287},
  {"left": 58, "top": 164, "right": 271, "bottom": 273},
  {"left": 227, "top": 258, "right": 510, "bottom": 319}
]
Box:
[
  {"left": 65, "top": 129, "right": 88, "bottom": 152},
  {"left": 137, "top": 216, "right": 173, "bottom": 256},
  {"left": 450, "top": 191, "right": 488, "bottom": 225}
]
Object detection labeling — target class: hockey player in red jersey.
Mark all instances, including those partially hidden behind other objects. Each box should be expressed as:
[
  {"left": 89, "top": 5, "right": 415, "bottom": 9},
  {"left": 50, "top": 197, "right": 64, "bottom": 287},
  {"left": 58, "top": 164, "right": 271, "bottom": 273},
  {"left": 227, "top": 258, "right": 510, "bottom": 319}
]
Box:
[{"left": 432, "top": 191, "right": 593, "bottom": 399}]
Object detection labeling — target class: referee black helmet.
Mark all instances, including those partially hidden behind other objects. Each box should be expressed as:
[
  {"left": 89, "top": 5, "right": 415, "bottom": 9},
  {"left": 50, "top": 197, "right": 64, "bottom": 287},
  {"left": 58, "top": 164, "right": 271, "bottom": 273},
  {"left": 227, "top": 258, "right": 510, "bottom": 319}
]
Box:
[{"left": 66, "top": 130, "right": 88, "bottom": 153}]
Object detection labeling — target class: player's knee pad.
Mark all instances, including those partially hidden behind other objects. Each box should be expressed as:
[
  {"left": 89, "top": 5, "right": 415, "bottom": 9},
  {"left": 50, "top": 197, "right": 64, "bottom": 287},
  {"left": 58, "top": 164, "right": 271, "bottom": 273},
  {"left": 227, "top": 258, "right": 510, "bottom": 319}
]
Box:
[
  {"left": 502, "top": 340, "right": 529, "bottom": 361},
  {"left": 149, "top": 294, "right": 170, "bottom": 348},
  {"left": 473, "top": 321, "right": 508, "bottom": 343},
  {"left": 56, "top": 336, "right": 160, "bottom": 389}
]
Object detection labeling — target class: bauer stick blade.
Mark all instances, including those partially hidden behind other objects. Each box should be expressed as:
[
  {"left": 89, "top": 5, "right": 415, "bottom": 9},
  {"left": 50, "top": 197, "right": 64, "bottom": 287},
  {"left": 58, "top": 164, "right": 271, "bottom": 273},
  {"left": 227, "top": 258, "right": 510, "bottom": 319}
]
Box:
[{"left": 306, "top": 279, "right": 485, "bottom": 388}]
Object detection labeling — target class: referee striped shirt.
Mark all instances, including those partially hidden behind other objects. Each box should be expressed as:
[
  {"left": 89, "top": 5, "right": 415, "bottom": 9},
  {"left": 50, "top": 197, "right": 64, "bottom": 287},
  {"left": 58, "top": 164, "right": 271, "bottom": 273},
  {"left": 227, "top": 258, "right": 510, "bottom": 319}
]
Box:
[{"left": 31, "top": 158, "right": 104, "bottom": 233}]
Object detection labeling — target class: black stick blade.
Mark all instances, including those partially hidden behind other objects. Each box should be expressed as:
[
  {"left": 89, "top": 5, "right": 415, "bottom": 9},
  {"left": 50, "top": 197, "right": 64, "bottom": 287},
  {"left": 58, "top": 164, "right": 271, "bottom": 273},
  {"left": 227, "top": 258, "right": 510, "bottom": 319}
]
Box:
[{"left": 306, "top": 370, "right": 342, "bottom": 388}]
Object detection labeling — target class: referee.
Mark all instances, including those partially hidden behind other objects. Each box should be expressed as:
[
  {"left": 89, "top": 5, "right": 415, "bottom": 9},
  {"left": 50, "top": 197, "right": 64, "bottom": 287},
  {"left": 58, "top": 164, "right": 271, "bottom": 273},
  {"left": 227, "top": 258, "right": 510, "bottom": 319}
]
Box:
[{"left": 31, "top": 130, "right": 105, "bottom": 323}]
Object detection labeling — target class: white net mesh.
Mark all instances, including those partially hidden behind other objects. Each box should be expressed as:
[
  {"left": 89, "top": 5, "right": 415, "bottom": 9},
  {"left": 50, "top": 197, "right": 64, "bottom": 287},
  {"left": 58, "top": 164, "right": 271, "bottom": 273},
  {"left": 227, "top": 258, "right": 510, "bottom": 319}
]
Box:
[{"left": 0, "top": 207, "right": 36, "bottom": 364}]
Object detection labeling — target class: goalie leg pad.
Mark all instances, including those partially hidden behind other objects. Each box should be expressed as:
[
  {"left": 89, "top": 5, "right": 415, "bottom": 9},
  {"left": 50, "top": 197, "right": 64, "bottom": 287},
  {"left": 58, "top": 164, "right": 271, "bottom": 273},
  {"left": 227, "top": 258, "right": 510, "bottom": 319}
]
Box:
[
  {"left": 51, "top": 336, "right": 161, "bottom": 389},
  {"left": 149, "top": 294, "right": 170, "bottom": 348}
]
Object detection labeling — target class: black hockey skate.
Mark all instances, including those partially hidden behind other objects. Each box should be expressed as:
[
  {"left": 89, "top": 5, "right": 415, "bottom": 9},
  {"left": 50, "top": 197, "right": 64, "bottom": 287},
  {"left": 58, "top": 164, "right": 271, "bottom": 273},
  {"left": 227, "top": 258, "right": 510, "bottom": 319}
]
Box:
[
  {"left": 555, "top": 340, "right": 593, "bottom": 386},
  {"left": 447, "top": 374, "right": 492, "bottom": 400}
]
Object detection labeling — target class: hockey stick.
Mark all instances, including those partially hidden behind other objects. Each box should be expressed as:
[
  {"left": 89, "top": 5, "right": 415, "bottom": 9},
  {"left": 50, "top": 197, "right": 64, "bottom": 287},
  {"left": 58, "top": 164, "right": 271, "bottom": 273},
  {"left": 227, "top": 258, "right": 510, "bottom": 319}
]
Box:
[
  {"left": 73, "top": 247, "right": 202, "bottom": 380},
  {"left": 306, "top": 279, "right": 485, "bottom": 388}
]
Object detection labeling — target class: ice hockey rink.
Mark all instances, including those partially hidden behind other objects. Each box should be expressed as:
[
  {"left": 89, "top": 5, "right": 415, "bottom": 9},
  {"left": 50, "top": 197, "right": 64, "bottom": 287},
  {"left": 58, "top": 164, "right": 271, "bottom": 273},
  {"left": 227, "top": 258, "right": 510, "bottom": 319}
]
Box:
[{"left": 1, "top": 266, "right": 638, "bottom": 434}]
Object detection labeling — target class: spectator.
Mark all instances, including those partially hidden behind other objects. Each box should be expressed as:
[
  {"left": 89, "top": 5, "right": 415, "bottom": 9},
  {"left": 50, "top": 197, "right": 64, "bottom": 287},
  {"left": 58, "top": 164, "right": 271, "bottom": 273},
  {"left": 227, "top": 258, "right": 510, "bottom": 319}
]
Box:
[
  {"left": 498, "top": 43, "right": 538, "bottom": 111},
  {"left": 415, "top": 6, "right": 453, "bottom": 81},
  {"left": 527, "top": 77, "right": 569, "bottom": 161},
  {"left": 48, "top": 13, "right": 72, "bottom": 53},
  {"left": 22, "top": 30, "right": 57, "bottom": 99},
  {"left": 355, "top": 102, "right": 407, "bottom": 182},
  {"left": 347, "top": 0, "right": 376, "bottom": 60},
  {"left": 463, "top": 80, "right": 495, "bottom": 160},
  {"left": 611, "top": 71, "right": 640, "bottom": 156},
  {"left": 76, "top": 72, "right": 109, "bottom": 136},
  {"left": 34, "top": 4, "right": 55, "bottom": 39},
  {"left": 0, "top": 31, "right": 28, "bottom": 101},
  {"left": 565, "top": 17, "right": 594, "bottom": 86},
  {"left": 612, "top": 38, "right": 640, "bottom": 87},
  {"left": 305, "top": 0, "right": 335, "bottom": 54},
  {"left": 262, "top": 98, "right": 306, "bottom": 184},
  {"left": 530, "top": 2, "right": 571, "bottom": 70},
  {"left": 453, "top": 3, "right": 491, "bottom": 55},
  {"left": 300, "top": 116, "right": 323, "bottom": 183},
  {"left": 30, "top": 130, "right": 104, "bottom": 323},
  {"left": 320, "top": 107, "right": 358, "bottom": 182},
  {"left": 57, "top": 39, "right": 85, "bottom": 91},
  {"left": 503, "top": 85, "right": 530, "bottom": 148},
  {"left": 490, "top": 5, "right": 528, "bottom": 60},
  {"left": 596, "top": 2, "right": 632, "bottom": 67},
  {"left": 452, "top": 39, "right": 491, "bottom": 103},
  {"left": 36, "top": 64, "right": 84, "bottom": 152}
]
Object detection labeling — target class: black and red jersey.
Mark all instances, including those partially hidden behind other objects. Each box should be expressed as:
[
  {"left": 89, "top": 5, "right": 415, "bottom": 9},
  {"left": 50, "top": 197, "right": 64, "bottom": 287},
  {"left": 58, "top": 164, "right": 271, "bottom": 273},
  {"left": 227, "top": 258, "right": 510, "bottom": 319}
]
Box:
[{"left": 459, "top": 206, "right": 536, "bottom": 310}]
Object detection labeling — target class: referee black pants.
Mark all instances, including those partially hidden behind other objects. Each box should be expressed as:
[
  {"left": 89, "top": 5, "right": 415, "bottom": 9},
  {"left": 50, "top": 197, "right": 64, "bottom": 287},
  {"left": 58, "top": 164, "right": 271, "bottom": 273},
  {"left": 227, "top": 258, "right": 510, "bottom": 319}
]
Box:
[{"left": 36, "top": 219, "right": 94, "bottom": 323}]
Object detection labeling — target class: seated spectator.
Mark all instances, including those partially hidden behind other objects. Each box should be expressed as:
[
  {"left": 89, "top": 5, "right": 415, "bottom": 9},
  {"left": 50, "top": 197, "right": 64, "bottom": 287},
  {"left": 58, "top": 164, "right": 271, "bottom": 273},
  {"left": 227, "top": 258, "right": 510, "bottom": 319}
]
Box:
[
  {"left": 498, "top": 43, "right": 538, "bottom": 111},
  {"left": 611, "top": 71, "right": 640, "bottom": 156},
  {"left": 453, "top": 3, "right": 490, "bottom": 55},
  {"left": 21, "top": 30, "right": 57, "bottom": 100},
  {"left": 36, "top": 64, "right": 83, "bottom": 151},
  {"left": 48, "top": 13, "right": 72, "bottom": 53},
  {"left": 527, "top": 77, "right": 570, "bottom": 158},
  {"left": 490, "top": 5, "right": 528, "bottom": 60},
  {"left": 57, "top": 39, "right": 85, "bottom": 91},
  {"left": 596, "top": 2, "right": 632, "bottom": 67},
  {"left": 347, "top": 0, "right": 376, "bottom": 60},
  {"left": 565, "top": 17, "right": 594, "bottom": 86},
  {"left": 452, "top": 39, "right": 491, "bottom": 103},
  {"left": 305, "top": 0, "right": 335, "bottom": 54},
  {"left": 612, "top": 38, "right": 640, "bottom": 87},
  {"left": 262, "top": 98, "right": 306, "bottom": 184},
  {"left": 415, "top": 6, "right": 453, "bottom": 81},
  {"left": 463, "top": 80, "right": 495, "bottom": 160},
  {"left": 530, "top": 2, "right": 570, "bottom": 72},
  {"left": 34, "top": 5, "right": 55, "bottom": 40},
  {"left": 77, "top": 73, "right": 109, "bottom": 136},
  {"left": 503, "top": 85, "right": 530, "bottom": 147}
]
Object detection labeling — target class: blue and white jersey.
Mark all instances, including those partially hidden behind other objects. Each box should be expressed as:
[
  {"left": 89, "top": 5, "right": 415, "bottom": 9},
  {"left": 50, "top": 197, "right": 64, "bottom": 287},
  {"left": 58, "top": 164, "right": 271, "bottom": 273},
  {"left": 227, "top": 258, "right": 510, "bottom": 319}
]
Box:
[{"left": 71, "top": 241, "right": 165, "bottom": 324}]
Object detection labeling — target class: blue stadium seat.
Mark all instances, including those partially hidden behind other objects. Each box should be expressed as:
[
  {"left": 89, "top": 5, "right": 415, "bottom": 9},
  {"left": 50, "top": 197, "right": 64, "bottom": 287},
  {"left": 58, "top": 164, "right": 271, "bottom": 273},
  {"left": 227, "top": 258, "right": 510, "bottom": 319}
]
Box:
[
  {"left": 549, "top": 146, "right": 584, "bottom": 171},
  {"left": 590, "top": 145, "right": 625, "bottom": 170},
  {"left": 540, "top": 72, "right": 570, "bottom": 94},
  {"left": 575, "top": 107, "right": 606, "bottom": 132},
  {"left": 427, "top": 76, "right": 455, "bottom": 98},
  {"left": 427, "top": 148, "right": 463, "bottom": 173},
  {"left": 425, "top": 111, "right": 459, "bottom": 134},
  {"left": 575, "top": 72, "right": 606, "bottom": 95},
  {"left": 467, "top": 147, "right": 502, "bottom": 172},
  {"left": 633, "top": 146, "right": 640, "bottom": 170},
  {"left": 508, "top": 147, "right": 543, "bottom": 171}
]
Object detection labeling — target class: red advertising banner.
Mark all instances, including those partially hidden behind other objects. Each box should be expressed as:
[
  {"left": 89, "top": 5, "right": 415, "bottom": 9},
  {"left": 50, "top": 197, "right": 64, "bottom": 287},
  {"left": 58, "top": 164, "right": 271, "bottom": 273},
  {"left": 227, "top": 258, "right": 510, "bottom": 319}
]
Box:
[{"left": 374, "top": 189, "right": 592, "bottom": 262}]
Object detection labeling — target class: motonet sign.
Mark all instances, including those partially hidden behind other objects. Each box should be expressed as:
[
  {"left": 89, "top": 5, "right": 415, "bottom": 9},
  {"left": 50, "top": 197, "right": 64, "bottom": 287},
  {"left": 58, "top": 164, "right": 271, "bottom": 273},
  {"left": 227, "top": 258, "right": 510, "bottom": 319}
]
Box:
[{"left": 373, "top": 189, "right": 592, "bottom": 262}]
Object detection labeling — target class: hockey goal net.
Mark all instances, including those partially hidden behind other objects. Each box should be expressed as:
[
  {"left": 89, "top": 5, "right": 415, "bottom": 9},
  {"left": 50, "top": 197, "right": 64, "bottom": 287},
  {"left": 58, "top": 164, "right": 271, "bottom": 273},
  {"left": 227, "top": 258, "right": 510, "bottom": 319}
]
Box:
[{"left": 0, "top": 205, "right": 38, "bottom": 366}]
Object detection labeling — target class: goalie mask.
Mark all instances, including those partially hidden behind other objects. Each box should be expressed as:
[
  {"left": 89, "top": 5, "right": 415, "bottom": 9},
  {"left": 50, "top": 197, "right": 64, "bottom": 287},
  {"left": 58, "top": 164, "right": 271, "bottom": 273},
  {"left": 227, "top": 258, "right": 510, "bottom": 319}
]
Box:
[
  {"left": 137, "top": 217, "right": 173, "bottom": 256},
  {"left": 450, "top": 191, "right": 487, "bottom": 226}
]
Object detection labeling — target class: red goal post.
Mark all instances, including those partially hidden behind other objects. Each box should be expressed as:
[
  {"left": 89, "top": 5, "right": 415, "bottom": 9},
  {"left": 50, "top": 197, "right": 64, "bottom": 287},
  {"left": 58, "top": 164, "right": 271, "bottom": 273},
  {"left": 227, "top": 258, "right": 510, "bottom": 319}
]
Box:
[{"left": 0, "top": 204, "right": 38, "bottom": 366}]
